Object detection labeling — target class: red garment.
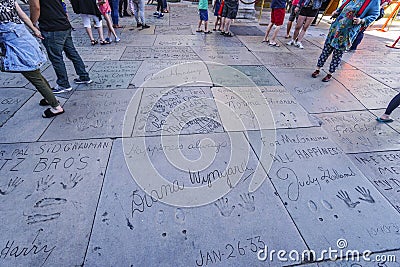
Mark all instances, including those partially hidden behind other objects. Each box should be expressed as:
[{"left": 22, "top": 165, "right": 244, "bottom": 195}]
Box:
[
  {"left": 98, "top": 0, "right": 111, "bottom": 14},
  {"left": 218, "top": 0, "right": 225, "bottom": 15},
  {"left": 292, "top": 0, "right": 300, "bottom": 6},
  {"left": 271, "top": 8, "right": 285, "bottom": 25}
]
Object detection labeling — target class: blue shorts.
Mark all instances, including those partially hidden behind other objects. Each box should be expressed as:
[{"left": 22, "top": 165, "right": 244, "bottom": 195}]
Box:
[
  {"left": 214, "top": 2, "right": 221, "bottom": 16},
  {"left": 199, "top": 9, "right": 208, "bottom": 21}
]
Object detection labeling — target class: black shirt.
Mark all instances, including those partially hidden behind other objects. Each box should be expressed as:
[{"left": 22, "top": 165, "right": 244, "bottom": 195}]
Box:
[
  {"left": 38, "top": 0, "right": 71, "bottom": 31},
  {"left": 0, "top": 0, "right": 22, "bottom": 24}
]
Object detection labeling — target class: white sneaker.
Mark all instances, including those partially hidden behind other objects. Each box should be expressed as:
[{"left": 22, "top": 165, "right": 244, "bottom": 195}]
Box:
[
  {"left": 287, "top": 39, "right": 295, "bottom": 46},
  {"left": 52, "top": 84, "right": 72, "bottom": 94},
  {"left": 295, "top": 41, "right": 304, "bottom": 49}
]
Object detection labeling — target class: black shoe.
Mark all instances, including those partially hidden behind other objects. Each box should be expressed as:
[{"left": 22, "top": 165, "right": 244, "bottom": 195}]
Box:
[
  {"left": 119, "top": 12, "right": 123, "bottom": 17},
  {"left": 123, "top": 12, "right": 130, "bottom": 16},
  {"left": 137, "top": 23, "right": 143, "bottom": 28},
  {"left": 142, "top": 24, "right": 150, "bottom": 29}
]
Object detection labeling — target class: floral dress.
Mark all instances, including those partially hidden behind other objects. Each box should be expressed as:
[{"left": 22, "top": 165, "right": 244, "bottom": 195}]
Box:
[{"left": 326, "top": 0, "right": 364, "bottom": 50}]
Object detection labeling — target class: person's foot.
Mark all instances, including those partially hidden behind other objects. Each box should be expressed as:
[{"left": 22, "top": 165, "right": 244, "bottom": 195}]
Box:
[
  {"left": 115, "top": 37, "right": 121, "bottom": 42},
  {"left": 376, "top": 115, "right": 394, "bottom": 123},
  {"left": 74, "top": 78, "right": 93, "bottom": 84},
  {"left": 204, "top": 30, "right": 212, "bottom": 34},
  {"left": 157, "top": 13, "right": 164, "bottom": 18},
  {"left": 42, "top": 106, "right": 64, "bottom": 118},
  {"left": 322, "top": 74, "right": 332, "bottom": 82},
  {"left": 311, "top": 69, "right": 320, "bottom": 78},
  {"left": 295, "top": 41, "right": 304, "bottom": 49},
  {"left": 142, "top": 24, "right": 150, "bottom": 29},
  {"left": 52, "top": 84, "right": 72, "bottom": 94},
  {"left": 105, "top": 37, "right": 112, "bottom": 43},
  {"left": 119, "top": 12, "right": 123, "bottom": 17},
  {"left": 137, "top": 23, "right": 143, "bottom": 27},
  {"left": 153, "top": 11, "right": 159, "bottom": 16},
  {"left": 123, "top": 11, "right": 130, "bottom": 17},
  {"left": 287, "top": 39, "right": 295, "bottom": 45},
  {"left": 284, "top": 35, "right": 291, "bottom": 39}
]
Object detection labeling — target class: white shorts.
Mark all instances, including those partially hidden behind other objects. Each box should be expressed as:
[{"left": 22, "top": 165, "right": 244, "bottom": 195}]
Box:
[{"left": 81, "top": 14, "right": 102, "bottom": 28}]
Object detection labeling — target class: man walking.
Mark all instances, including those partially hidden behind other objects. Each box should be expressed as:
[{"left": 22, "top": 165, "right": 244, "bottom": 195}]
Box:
[{"left": 29, "top": 0, "right": 92, "bottom": 94}]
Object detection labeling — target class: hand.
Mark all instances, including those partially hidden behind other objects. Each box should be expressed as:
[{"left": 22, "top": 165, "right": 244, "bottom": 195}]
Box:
[
  {"left": 353, "top": 17, "right": 363, "bottom": 24},
  {"left": 33, "top": 28, "right": 44, "bottom": 39},
  {"left": 294, "top": 6, "right": 299, "bottom": 13}
]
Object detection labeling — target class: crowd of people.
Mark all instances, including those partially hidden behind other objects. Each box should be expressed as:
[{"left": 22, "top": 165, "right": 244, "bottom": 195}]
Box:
[{"left": 0, "top": 0, "right": 399, "bottom": 122}]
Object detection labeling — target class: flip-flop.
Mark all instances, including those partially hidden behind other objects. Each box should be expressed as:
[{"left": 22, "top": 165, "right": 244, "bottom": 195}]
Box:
[
  {"left": 39, "top": 99, "right": 60, "bottom": 106},
  {"left": 269, "top": 42, "right": 280, "bottom": 47},
  {"left": 100, "top": 40, "right": 111, "bottom": 45},
  {"left": 196, "top": 29, "right": 203, "bottom": 32},
  {"left": 376, "top": 117, "right": 394, "bottom": 123},
  {"left": 90, "top": 40, "right": 98, "bottom": 45},
  {"left": 284, "top": 35, "right": 291, "bottom": 39},
  {"left": 261, "top": 39, "right": 269, "bottom": 43},
  {"left": 42, "top": 108, "right": 65, "bottom": 118},
  {"left": 225, "top": 32, "right": 233, "bottom": 37},
  {"left": 204, "top": 30, "right": 212, "bottom": 34}
]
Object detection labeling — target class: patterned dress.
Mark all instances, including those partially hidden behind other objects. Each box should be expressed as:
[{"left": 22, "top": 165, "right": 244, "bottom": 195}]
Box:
[{"left": 326, "top": 0, "right": 364, "bottom": 50}]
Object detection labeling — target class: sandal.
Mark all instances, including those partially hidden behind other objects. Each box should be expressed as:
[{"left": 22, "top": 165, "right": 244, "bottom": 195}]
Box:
[
  {"left": 100, "top": 40, "right": 111, "bottom": 45},
  {"left": 311, "top": 70, "right": 320, "bottom": 78},
  {"left": 204, "top": 30, "right": 212, "bottom": 34},
  {"left": 284, "top": 35, "right": 291, "bottom": 39},
  {"left": 322, "top": 74, "right": 332, "bottom": 82},
  {"left": 269, "top": 42, "right": 280, "bottom": 47},
  {"left": 225, "top": 32, "right": 233, "bottom": 37},
  {"left": 196, "top": 29, "right": 203, "bottom": 32},
  {"left": 42, "top": 108, "right": 64, "bottom": 118},
  {"left": 91, "top": 40, "right": 98, "bottom": 45},
  {"left": 39, "top": 99, "right": 60, "bottom": 106},
  {"left": 220, "top": 31, "right": 226, "bottom": 35},
  {"left": 376, "top": 117, "right": 394, "bottom": 123},
  {"left": 261, "top": 39, "right": 269, "bottom": 43}
]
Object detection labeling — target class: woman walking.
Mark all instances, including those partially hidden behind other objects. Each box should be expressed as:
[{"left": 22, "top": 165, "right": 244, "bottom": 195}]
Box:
[
  {"left": 311, "top": 0, "right": 380, "bottom": 82},
  {"left": 377, "top": 93, "right": 400, "bottom": 123},
  {"left": 0, "top": 0, "right": 64, "bottom": 118}
]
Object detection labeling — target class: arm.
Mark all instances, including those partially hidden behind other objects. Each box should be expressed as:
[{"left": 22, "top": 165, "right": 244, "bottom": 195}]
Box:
[
  {"left": 15, "top": 2, "right": 43, "bottom": 39},
  {"left": 359, "top": 0, "right": 380, "bottom": 25},
  {"left": 29, "top": 0, "right": 41, "bottom": 26}
]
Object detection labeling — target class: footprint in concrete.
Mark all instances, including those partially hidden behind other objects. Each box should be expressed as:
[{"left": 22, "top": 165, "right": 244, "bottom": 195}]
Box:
[
  {"left": 175, "top": 208, "right": 185, "bottom": 224},
  {"left": 156, "top": 209, "right": 165, "bottom": 224}
]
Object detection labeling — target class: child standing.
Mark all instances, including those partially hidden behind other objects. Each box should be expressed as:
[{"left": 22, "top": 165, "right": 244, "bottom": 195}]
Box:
[
  {"left": 98, "top": 0, "right": 121, "bottom": 42},
  {"left": 262, "top": 0, "right": 286, "bottom": 46},
  {"left": 197, "top": 0, "right": 212, "bottom": 33}
]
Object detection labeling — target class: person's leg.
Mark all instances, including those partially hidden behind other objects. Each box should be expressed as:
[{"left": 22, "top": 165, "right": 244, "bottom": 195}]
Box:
[
  {"left": 62, "top": 29, "right": 91, "bottom": 82},
  {"left": 21, "top": 70, "right": 60, "bottom": 109},
  {"left": 157, "top": 0, "right": 162, "bottom": 12},
  {"left": 40, "top": 30, "right": 71, "bottom": 89},
  {"left": 263, "top": 23, "right": 273, "bottom": 42},
  {"left": 220, "top": 17, "right": 226, "bottom": 32},
  {"left": 81, "top": 14, "right": 96, "bottom": 42},
  {"left": 328, "top": 48, "right": 344, "bottom": 74},
  {"left": 133, "top": 1, "right": 140, "bottom": 24},
  {"left": 350, "top": 29, "right": 365, "bottom": 51},
  {"left": 296, "top": 16, "right": 314, "bottom": 42},
  {"left": 119, "top": 0, "right": 124, "bottom": 16},
  {"left": 139, "top": 0, "right": 148, "bottom": 26},
  {"left": 93, "top": 15, "right": 106, "bottom": 41},
  {"left": 110, "top": 0, "right": 120, "bottom": 26},
  {"left": 311, "top": 9, "right": 319, "bottom": 25},
  {"left": 105, "top": 13, "right": 118, "bottom": 39},
  {"left": 197, "top": 20, "right": 202, "bottom": 31},
  {"left": 271, "top": 25, "right": 281, "bottom": 43},
  {"left": 383, "top": 93, "right": 400, "bottom": 116},
  {"left": 290, "top": 15, "right": 305, "bottom": 43},
  {"left": 224, "top": 18, "right": 232, "bottom": 32},
  {"left": 313, "top": 42, "right": 334, "bottom": 77},
  {"left": 123, "top": 0, "right": 129, "bottom": 15},
  {"left": 286, "top": 20, "right": 293, "bottom": 37}
]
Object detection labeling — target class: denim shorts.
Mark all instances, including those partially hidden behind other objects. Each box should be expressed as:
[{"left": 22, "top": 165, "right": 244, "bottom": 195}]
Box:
[{"left": 199, "top": 9, "right": 208, "bottom": 21}]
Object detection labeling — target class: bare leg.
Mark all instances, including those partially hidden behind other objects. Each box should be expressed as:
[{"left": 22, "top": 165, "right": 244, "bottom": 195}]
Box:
[
  {"left": 220, "top": 17, "right": 226, "bottom": 32},
  {"left": 263, "top": 23, "right": 273, "bottom": 41},
  {"left": 85, "top": 27, "right": 95, "bottom": 41},
  {"left": 224, "top": 18, "right": 232, "bottom": 33},
  {"left": 286, "top": 20, "right": 293, "bottom": 37},
  {"left": 297, "top": 16, "right": 314, "bottom": 42},
  {"left": 205, "top": 21, "right": 208, "bottom": 31},
  {"left": 271, "top": 25, "right": 281, "bottom": 43},
  {"left": 105, "top": 14, "right": 118, "bottom": 38},
  {"left": 95, "top": 26, "right": 105, "bottom": 41},
  {"left": 292, "top": 15, "right": 306, "bottom": 41}
]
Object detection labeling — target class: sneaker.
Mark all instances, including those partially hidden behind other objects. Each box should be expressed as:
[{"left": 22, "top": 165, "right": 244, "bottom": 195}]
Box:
[
  {"left": 295, "top": 41, "right": 304, "bottom": 49},
  {"left": 287, "top": 39, "right": 295, "bottom": 45},
  {"left": 105, "top": 37, "right": 111, "bottom": 43},
  {"left": 115, "top": 37, "right": 121, "bottom": 42},
  {"left": 52, "top": 84, "right": 72, "bottom": 94},
  {"left": 142, "top": 24, "right": 150, "bottom": 29},
  {"left": 153, "top": 12, "right": 159, "bottom": 16},
  {"left": 73, "top": 78, "right": 93, "bottom": 84},
  {"left": 137, "top": 23, "right": 143, "bottom": 28},
  {"left": 322, "top": 74, "right": 332, "bottom": 82},
  {"left": 157, "top": 13, "right": 164, "bottom": 18}
]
